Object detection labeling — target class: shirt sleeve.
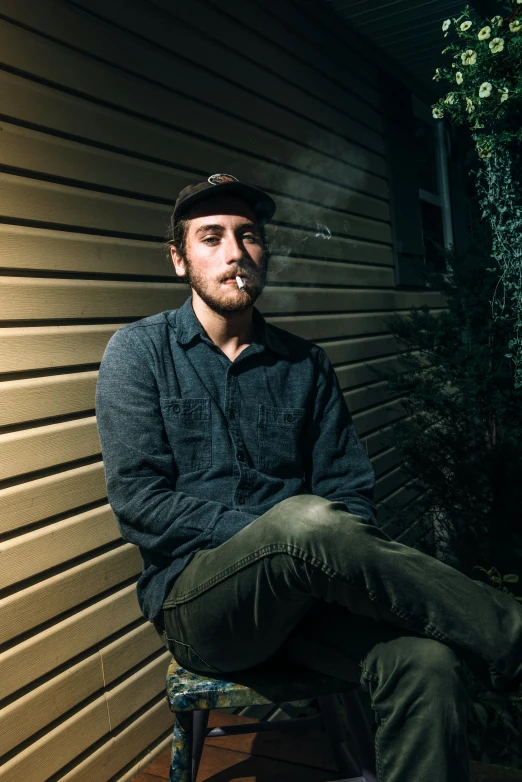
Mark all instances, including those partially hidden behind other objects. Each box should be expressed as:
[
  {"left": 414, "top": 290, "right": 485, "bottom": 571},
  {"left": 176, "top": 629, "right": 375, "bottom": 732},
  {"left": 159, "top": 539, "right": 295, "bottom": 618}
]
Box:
[
  {"left": 95, "top": 327, "right": 257, "bottom": 557},
  {"left": 303, "top": 347, "right": 378, "bottom": 526}
]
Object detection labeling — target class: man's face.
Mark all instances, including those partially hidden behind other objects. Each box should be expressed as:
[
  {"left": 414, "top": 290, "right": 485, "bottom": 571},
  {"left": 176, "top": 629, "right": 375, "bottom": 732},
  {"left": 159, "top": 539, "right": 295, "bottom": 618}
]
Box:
[{"left": 170, "top": 196, "right": 268, "bottom": 315}]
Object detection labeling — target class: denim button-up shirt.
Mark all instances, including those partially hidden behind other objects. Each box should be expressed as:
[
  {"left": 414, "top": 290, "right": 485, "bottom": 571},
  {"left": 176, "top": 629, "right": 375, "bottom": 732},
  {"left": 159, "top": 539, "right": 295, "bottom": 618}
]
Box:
[{"left": 95, "top": 296, "right": 377, "bottom": 622}]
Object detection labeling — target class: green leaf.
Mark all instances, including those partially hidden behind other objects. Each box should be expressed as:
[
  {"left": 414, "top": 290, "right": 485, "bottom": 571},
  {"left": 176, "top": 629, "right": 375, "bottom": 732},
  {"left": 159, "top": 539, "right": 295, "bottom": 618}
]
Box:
[
  {"left": 502, "top": 574, "right": 519, "bottom": 583},
  {"left": 473, "top": 702, "right": 489, "bottom": 728},
  {"left": 502, "top": 715, "right": 520, "bottom": 736}
]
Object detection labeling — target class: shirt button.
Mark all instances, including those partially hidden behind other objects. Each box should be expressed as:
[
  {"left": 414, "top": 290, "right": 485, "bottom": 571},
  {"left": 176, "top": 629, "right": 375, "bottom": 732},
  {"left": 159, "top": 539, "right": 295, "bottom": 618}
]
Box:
[
  {"left": 285, "top": 414, "right": 294, "bottom": 423},
  {"left": 237, "top": 452, "right": 245, "bottom": 461},
  {"left": 238, "top": 498, "right": 245, "bottom": 505},
  {"left": 172, "top": 404, "right": 180, "bottom": 413}
]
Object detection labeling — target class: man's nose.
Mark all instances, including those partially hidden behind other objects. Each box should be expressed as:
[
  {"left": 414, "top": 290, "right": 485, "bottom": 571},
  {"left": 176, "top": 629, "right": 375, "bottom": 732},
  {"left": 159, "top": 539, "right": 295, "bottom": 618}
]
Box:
[{"left": 225, "top": 237, "right": 244, "bottom": 263}]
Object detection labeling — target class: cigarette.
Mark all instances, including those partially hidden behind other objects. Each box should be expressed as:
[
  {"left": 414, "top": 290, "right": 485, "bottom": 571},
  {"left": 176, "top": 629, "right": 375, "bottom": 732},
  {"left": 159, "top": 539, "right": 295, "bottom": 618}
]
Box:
[{"left": 236, "top": 275, "right": 245, "bottom": 290}]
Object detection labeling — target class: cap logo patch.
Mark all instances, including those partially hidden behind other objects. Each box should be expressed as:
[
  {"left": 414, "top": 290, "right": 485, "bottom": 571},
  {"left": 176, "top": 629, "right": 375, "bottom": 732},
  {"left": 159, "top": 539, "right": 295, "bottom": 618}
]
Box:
[{"left": 208, "top": 173, "right": 239, "bottom": 185}]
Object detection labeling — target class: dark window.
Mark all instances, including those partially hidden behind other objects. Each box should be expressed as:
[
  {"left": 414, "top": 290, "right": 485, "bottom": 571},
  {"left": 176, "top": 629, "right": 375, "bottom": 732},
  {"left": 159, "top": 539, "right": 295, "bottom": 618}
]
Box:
[
  {"left": 413, "top": 119, "right": 439, "bottom": 195},
  {"left": 413, "top": 108, "right": 450, "bottom": 276},
  {"left": 381, "top": 80, "right": 453, "bottom": 286},
  {"left": 420, "top": 200, "right": 445, "bottom": 273}
]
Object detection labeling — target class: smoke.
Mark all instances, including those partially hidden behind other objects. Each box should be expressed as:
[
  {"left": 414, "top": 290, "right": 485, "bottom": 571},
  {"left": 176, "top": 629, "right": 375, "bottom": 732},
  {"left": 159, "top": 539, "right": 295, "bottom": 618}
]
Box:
[
  {"left": 315, "top": 223, "right": 331, "bottom": 240},
  {"left": 262, "top": 132, "right": 370, "bottom": 292}
]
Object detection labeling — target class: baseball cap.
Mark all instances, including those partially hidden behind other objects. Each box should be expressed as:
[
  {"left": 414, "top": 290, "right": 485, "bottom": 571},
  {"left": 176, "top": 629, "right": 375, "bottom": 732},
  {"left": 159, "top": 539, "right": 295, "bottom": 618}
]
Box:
[{"left": 170, "top": 174, "right": 276, "bottom": 229}]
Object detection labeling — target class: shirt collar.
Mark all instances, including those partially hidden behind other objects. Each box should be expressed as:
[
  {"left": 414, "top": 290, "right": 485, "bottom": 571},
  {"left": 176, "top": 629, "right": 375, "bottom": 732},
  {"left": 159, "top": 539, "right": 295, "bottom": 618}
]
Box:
[{"left": 173, "top": 296, "right": 289, "bottom": 357}]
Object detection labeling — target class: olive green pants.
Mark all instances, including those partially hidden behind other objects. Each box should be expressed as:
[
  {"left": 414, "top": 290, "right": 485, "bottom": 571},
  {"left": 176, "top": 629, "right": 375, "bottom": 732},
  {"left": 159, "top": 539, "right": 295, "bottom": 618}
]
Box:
[{"left": 162, "top": 495, "right": 522, "bottom": 781}]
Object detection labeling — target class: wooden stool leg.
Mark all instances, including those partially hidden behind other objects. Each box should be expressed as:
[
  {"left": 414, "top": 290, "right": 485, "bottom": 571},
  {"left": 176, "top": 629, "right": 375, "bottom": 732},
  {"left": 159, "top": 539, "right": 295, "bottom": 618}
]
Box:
[
  {"left": 170, "top": 712, "right": 193, "bottom": 782},
  {"left": 341, "top": 690, "right": 378, "bottom": 782},
  {"left": 318, "top": 694, "right": 361, "bottom": 778},
  {"left": 191, "top": 709, "right": 209, "bottom": 781}
]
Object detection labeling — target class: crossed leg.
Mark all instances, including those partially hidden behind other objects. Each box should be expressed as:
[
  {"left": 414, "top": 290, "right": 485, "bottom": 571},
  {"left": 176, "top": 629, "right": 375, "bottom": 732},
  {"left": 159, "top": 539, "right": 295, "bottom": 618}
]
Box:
[
  {"left": 162, "top": 495, "right": 522, "bottom": 780},
  {"left": 282, "top": 603, "right": 470, "bottom": 782}
]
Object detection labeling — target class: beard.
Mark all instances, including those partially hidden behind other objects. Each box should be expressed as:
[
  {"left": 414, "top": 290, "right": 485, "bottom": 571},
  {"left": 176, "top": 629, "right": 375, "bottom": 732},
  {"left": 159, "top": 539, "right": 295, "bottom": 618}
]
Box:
[{"left": 183, "top": 253, "right": 268, "bottom": 316}]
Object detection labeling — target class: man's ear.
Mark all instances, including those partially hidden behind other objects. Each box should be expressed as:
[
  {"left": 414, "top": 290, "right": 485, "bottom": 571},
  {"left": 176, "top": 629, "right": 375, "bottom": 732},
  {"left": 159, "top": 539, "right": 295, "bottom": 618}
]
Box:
[{"left": 170, "top": 245, "right": 186, "bottom": 277}]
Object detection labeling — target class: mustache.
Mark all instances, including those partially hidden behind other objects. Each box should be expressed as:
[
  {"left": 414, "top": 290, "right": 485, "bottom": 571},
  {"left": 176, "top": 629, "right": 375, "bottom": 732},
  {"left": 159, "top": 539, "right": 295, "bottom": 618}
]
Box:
[
  {"left": 220, "top": 264, "right": 266, "bottom": 283},
  {"left": 222, "top": 273, "right": 247, "bottom": 281}
]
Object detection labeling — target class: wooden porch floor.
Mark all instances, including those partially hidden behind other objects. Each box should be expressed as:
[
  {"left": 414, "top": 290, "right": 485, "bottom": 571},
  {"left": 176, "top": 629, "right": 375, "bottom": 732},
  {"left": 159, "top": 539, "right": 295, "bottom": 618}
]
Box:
[{"left": 133, "top": 712, "right": 522, "bottom": 782}]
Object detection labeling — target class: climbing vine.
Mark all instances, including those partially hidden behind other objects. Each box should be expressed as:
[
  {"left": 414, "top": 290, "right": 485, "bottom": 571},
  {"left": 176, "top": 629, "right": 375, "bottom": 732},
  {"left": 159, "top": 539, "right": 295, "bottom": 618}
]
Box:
[{"left": 432, "top": 0, "right": 522, "bottom": 387}]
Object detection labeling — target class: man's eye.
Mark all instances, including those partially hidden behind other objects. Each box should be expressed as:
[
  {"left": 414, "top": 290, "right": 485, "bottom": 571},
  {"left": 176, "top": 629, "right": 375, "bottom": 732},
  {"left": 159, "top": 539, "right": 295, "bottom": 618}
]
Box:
[
  {"left": 202, "top": 236, "right": 219, "bottom": 244},
  {"left": 243, "top": 234, "right": 259, "bottom": 242}
]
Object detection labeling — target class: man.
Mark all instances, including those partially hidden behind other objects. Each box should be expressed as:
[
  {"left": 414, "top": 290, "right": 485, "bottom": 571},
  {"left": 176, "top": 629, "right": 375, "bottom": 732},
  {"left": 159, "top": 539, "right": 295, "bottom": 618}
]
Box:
[{"left": 95, "top": 174, "right": 522, "bottom": 782}]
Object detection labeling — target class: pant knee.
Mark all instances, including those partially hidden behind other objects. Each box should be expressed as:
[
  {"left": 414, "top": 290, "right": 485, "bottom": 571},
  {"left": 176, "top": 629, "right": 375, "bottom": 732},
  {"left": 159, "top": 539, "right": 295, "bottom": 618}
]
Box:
[
  {"left": 270, "top": 495, "right": 363, "bottom": 544},
  {"left": 261, "top": 495, "right": 328, "bottom": 541},
  {"left": 368, "top": 636, "right": 466, "bottom": 694},
  {"left": 277, "top": 494, "right": 332, "bottom": 518}
]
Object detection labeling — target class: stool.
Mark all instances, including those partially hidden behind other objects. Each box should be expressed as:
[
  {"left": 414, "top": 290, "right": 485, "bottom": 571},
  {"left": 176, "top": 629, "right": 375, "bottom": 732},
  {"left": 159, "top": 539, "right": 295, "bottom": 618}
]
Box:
[{"left": 166, "top": 657, "right": 377, "bottom": 782}]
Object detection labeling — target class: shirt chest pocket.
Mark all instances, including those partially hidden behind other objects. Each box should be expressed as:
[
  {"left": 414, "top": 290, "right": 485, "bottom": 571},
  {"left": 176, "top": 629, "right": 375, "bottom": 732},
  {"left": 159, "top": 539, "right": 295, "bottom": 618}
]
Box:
[
  {"left": 161, "top": 397, "right": 212, "bottom": 473},
  {"left": 257, "top": 404, "right": 306, "bottom": 478}
]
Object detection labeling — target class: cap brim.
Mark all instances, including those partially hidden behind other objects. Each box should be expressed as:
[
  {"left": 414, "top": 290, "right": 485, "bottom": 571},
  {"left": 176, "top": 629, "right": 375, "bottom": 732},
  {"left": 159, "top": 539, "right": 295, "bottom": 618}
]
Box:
[{"left": 175, "top": 181, "right": 276, "bottom": 225}]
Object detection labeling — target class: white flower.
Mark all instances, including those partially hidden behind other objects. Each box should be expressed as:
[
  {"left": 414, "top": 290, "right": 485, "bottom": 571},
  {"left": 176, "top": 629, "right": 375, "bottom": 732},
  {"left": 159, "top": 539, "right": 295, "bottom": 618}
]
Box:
[
  {"left": 477, "top": 142, "right": 493, "bottom": 158},
  {"left": 478, "top": 25, "right": 491, "bottom": 40},
  {"left": 460, "top": 20, "right": 472, "bottom": 31},
  {"left": 499, "top": 87, "right": 509, "bottom": 102},
  {"left": 461, "top": 49, "right": 477, "bottom": 64},
  {"left": 456, "top": 70, "right": 464, "bottom": 84},
  {"left": 479, "top": 81, "right": 493, "bottom": 97},
  {"left": 432, "top": 106, "right": 444, "bottom": 118},
  {"left": 491, "top": 15, "right": 503, "bottom": 26},
  {"left": 466, "top": 97, "right": 474, "bottom": 113},
  {"left": 444, "top": 93, "right": 456, "bottom": 104},
  {"left": 489, "top": 37, "right": 505, "bottom": 53},
  {"left": 433, "top": 67, "right": 441, "bottom": 80},
  {"left": 442, "top": 19, "right": 451, "bottom": 31},
  {"left": 509, "top": 20, "right": 521, "bottom": 32}
]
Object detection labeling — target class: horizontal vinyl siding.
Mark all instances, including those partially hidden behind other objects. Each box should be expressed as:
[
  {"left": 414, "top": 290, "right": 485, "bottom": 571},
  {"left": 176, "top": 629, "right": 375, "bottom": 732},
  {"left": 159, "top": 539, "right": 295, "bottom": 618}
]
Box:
[{"left": 0, "top": 0, "right": 446, "bottom": 779}]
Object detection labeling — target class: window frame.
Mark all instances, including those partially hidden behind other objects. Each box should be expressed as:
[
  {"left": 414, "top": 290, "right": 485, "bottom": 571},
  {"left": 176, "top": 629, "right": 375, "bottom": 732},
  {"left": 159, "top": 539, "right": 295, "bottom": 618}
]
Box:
[{"left": 412, "top": 95, "right": 454, "bottom": 254}]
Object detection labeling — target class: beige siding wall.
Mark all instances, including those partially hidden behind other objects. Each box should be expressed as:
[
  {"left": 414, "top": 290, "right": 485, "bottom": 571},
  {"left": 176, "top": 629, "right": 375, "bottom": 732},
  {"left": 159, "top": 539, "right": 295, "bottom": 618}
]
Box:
[{"left": 0, "top": 0, "right": 446, "bottom": 779}]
